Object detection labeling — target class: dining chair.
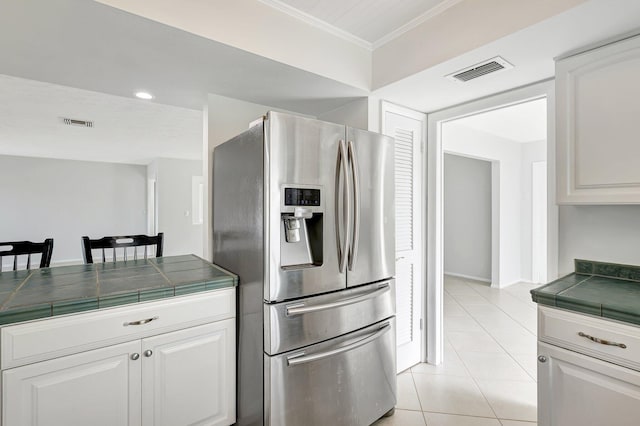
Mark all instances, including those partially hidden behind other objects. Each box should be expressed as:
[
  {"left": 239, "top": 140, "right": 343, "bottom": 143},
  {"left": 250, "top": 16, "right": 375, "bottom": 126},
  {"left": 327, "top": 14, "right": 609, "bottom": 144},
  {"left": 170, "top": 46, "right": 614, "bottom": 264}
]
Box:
[
  {"left": 0, "top": 239, "right": 54, "bottom": 272},
  {"left": 81, "top": 233, "right": 164, "bottom": 264}
]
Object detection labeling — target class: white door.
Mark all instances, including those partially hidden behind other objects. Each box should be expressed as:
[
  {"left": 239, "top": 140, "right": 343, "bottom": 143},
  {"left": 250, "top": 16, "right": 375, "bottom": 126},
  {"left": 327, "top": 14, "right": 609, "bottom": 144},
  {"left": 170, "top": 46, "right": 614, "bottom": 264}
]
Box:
[
  {"left": 538, "top": 342, "right": 640, "bottom": 426},
  {"left": 382, "top": 102, "right": 425, "bottom": 373},
  {"left": 141, "top": 320, "right": 236, "bottom": 426},
  {"left": 3, "top": 340, "right": 141, "bottom": 426}
]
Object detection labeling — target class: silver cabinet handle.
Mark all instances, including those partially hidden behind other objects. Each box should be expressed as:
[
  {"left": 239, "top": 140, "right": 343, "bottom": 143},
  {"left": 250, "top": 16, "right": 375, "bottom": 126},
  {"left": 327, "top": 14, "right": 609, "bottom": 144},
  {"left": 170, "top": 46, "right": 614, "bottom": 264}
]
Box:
[
  {"left": 144, "top": 350, "right": 153, "bottom": 357},
  {"left": 538, "top": 355, "right": 547, "bottom": 363},
  {"left": 347, "top": 140, "right": 359, "bottom": 271},
  {"left": 130, "top": 353, "right": 140, "bottom": 361},
  {"left": 335, "top": 140, "right": 349, "bottom": 273},
  {"left": 123, "top": 316, "right": 159, "bottom": 327},
  {"left": 286, "top": 284, "right": 390, "bottom": 316},
  {"left": 578, "top": 331, "right": 627, "bottom": 349},
  {"left": 287, "top": 322, "right": 391, "bottom": 366}
]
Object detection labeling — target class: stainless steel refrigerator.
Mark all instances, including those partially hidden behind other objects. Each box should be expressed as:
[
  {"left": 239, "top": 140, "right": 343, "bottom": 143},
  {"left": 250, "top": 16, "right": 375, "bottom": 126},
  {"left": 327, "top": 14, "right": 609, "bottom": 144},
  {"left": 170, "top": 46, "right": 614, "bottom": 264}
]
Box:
[{"left": 212, "top": 111, "right": 396, "bottom": 426}]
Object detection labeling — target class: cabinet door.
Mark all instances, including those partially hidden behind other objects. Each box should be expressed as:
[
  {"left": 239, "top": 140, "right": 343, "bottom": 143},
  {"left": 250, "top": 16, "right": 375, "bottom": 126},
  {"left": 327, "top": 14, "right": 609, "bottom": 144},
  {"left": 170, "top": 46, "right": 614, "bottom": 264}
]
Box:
[
  {"left": 2, "top": 340, "right": 141, "bottom": 426},
  {"left": 538, "top": 342, "right": 640, "bottom": 426},
  {"left": 556, "top": 34, "right": 640, "bottom": 203},
  {"left": 141, "top": 319, "right": 235, "bottom": 426}
]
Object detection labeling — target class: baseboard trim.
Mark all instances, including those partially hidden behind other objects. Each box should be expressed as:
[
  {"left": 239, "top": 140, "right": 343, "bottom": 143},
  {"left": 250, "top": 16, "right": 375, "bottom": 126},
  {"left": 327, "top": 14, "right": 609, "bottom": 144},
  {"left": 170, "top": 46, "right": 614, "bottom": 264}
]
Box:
[{"left": 444, "top": 271, "right": 491, "bottom": 283}]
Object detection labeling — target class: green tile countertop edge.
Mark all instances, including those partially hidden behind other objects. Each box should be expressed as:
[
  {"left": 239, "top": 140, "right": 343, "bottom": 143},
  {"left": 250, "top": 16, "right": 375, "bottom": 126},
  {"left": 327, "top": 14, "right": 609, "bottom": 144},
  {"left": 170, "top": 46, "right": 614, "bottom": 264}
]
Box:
[
  {"left": 531, "top": 259, "right": 640, "bottom": 326},
  {"left": 0, "top": 254, "right": 237, "bottom": 326}
]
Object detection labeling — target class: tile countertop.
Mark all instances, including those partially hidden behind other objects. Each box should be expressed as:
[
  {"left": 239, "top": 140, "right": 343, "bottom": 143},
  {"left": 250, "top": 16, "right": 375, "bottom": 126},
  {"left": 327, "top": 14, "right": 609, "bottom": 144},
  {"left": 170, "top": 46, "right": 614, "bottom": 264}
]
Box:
[
  {"left": 0, "top": 254, "right": 237, "bottom": 326},
  {"left": 531, "top": 259, "right": 640, "bottom": 326}
]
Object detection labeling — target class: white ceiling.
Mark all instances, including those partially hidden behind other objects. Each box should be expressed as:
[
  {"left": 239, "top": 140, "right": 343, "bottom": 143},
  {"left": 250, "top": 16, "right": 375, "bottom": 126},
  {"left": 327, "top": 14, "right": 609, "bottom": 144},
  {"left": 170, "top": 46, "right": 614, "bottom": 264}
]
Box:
[
  {"left": 0, "top": 0, "right": 367, "bottom": 115},
  {"left": 452, "top": 98, "right": 547, "bottom": 143},
  {"left": 373, "top": 0, "right": 640, "bottom": 112},
  {"left": 0, "top": 74, "right": 202, "bottom": 164},
  {"left": 262, "top": 0, "right": 454, "bottom": 46},
  {"left": 0, "top": 0, "right": 639, "bottom": 162}
]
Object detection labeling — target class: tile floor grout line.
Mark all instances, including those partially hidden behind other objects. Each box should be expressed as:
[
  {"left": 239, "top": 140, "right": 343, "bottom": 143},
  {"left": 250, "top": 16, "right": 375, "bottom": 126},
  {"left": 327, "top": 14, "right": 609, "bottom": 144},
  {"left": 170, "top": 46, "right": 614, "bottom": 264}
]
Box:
[
  {"left": 441, "top": 299, "right": 501, "bottom": 421},
  {"left": 446, "top": 286, "right": 530, "bottom": 375},
  {"left": 450, "top": 275, "right": 538, "bottom": 337},
  {"left": 446, "top": 277, "right": 538, "bottom": 380},
  {"left": 443, "top": 277, "right": 538, "bottom": 422}
]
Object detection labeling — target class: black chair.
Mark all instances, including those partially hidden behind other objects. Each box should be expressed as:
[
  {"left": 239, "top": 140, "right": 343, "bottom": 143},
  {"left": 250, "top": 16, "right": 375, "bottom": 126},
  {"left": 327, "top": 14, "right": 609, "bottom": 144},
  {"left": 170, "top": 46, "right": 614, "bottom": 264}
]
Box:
[
  {"left": 81, "top": 233, "right": 164, "bottom": 264},
  {"left": 0, "top": 239, "right": 54, "bottom": 272}
]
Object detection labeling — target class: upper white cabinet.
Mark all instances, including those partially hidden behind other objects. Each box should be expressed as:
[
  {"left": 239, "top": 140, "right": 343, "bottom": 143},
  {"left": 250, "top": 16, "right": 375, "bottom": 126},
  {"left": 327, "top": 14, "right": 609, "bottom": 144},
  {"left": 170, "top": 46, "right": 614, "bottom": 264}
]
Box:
[{"left": 556, "top": 34, "right": 640, "bottom": 204}]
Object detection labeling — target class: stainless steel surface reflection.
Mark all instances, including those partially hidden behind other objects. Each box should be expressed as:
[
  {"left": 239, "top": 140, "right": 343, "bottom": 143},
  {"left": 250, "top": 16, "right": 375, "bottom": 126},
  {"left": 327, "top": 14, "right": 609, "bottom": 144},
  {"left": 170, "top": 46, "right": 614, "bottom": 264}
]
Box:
[
  {"left": 212, "top": 112, "right": 396, "bottom": 426},
  {"left": 266, "top": 318, "right": 397, "bottom": 426},
  {"left": 265, "top": 280, "right": 395, "bottom": 355}
]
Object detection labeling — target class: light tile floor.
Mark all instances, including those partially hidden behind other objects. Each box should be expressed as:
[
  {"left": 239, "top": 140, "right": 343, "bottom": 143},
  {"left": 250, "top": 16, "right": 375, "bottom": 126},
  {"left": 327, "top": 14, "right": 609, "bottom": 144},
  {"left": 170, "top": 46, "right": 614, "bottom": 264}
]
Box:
[{"left": 374, "top": 275, "right": 540, "bottom": 426}]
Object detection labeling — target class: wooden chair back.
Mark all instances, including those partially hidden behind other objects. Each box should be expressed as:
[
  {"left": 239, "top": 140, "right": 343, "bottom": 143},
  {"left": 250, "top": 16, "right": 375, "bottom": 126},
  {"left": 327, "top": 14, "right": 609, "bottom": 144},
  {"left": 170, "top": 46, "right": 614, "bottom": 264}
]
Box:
[
  {"left": 81, "top": 233, "right": 163, "bottom": 264},
  {"left": 0, "top": 239, "right": 54, "bottom": 271}
]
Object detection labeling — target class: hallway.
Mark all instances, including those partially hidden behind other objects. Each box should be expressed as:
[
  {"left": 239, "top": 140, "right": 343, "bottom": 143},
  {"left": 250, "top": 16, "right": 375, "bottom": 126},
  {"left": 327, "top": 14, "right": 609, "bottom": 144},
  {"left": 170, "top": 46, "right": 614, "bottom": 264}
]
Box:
[{"left": 376, "top": 275, "right": 539, "bottom": 426}]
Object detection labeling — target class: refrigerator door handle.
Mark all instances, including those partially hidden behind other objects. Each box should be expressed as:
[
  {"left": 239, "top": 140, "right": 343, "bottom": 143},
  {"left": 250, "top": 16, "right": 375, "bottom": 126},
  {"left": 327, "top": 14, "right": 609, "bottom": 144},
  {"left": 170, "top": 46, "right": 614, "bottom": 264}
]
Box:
[
  {"left": 286, "top": 321, "right": 391, "bottom": 366},
  {"left": 336, "top": 140, "right": 349, "bottom": 273},
  {"left": 285, "top": 283, "right": 390, "bottom": 316},
  {"left": 347, "top": 140, "right": 360, "bottom": 271}
]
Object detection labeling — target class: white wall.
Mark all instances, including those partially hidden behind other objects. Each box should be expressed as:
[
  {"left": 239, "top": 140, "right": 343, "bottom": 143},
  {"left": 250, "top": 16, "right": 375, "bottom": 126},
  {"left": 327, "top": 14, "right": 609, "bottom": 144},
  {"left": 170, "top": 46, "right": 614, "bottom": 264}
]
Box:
[
  {"left": 317, "top": 98, "right": 368, "bottom": 129},
  {"left": 205, "top": 94, "right": 307, "bottom": 260},
  {"left": 444, "top": 154, "right": 492, "bottom": 281},
  {"left": 95, "top": 0, "right": 371, "bottom": 90},
  {"left": 0, "top": 155, "right": 146, "bottom": 266},
  {"left": 150, "top": 158, "right": 203, "bottom": 257},
  {"left": 559, "top": 206, "right": 640, "bottom": 276},
  {"left": 443, "top": 125, "right": 547, "bottom": 285},
  {"left": 520, "top": 140, "right": 547, "bottom": 281}
]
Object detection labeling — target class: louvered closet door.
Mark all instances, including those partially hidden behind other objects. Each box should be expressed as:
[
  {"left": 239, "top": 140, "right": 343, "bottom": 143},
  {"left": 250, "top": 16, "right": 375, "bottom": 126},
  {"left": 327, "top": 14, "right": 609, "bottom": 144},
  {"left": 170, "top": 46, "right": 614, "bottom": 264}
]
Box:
[{"left": 383, "top": 104, "right": 424, "bottom": 373}]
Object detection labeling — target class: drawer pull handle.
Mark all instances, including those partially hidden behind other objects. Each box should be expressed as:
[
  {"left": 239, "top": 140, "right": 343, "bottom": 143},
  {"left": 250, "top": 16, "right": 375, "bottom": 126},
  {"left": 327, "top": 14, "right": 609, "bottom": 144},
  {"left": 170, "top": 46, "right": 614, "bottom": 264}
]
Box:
[
  {"left": 578, "top": 331, "right": 627, "bottom": 349},
  {"left": 123, "top": 316, "right": 159, "bottom": 327}
]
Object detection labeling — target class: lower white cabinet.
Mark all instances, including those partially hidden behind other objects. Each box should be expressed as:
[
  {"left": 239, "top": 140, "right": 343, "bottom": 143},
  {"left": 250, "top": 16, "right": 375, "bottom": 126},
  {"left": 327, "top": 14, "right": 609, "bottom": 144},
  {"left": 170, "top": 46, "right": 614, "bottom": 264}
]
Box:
[
  {"left": 538, "top": 306, "right": 640, "bottom": 426},
  {"left": 538, "top": 342, "right": 640, "bottom": 426},
  {"left": 142, "top": 320, "right": 235, "bottom": 426},
  {"left": 1, "top": 290, "right": 236, "bottom": 426},
  {"left": 3, "top": 341, "right": 141, "bottom": 426}
]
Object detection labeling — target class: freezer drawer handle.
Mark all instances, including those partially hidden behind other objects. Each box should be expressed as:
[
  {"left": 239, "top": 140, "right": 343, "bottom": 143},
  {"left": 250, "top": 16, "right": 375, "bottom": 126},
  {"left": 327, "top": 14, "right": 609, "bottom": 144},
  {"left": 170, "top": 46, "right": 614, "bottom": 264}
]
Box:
[
  {"left": 578, "top": 331, "right": 627, "bottom": 349},
  {"left": 285, "top": 284, "right": 390, "bottom": 316},
  {"left": 287, "top": 322, "right": 391, "bottom": 367}
]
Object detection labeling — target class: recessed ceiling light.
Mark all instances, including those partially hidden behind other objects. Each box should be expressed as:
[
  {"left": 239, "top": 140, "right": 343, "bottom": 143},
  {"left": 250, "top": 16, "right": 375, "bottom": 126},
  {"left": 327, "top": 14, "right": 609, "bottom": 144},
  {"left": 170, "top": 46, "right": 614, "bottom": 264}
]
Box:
[{"left": 135, "top": 91, "right": 154, "bottom": 100}]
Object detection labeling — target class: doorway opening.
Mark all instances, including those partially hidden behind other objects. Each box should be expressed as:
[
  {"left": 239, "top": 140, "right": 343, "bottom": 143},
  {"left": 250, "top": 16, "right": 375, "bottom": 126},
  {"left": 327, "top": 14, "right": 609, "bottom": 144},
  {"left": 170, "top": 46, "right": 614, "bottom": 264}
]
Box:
[
  {"left": 442, "top": 98, "right": 548, "bottom": 288},
  {"left": 425, "top": 81, "right": 557, "bottom": 365}
]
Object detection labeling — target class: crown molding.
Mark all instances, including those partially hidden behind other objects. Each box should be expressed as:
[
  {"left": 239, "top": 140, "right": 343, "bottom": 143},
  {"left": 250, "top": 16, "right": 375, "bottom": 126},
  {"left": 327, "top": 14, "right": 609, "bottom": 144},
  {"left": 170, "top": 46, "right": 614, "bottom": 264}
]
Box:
[
  {"left": 259, "top": 0, "right": 465, "bottom": 52},
  {"left": 372, "top": 0, "right": 464, "bottom": 49},
  {"left": 257, "top": 0, "right": 373, "bottom": 51}
]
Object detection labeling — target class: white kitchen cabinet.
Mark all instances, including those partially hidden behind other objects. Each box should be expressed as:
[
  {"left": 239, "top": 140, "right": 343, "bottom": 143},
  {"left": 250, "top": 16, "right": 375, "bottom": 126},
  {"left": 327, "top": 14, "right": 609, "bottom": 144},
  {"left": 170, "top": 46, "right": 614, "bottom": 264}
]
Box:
[
  {"left": 537, "top": 306, "right": 640, "bottom": 426},
  {"left": 538, "top": 342, "right": 640, "bottom": 426},
  {"left": 1, "top": 289, "right": 236, "bottom": 426},
  {"left": 3, "top": 341, "right": 141, "bottom": 426},
  {"left": 556, "top": 33, "right": 640, "bottom": 204},
  {"left": 141, "top": 320, "right": 235, "bottom": 426}
]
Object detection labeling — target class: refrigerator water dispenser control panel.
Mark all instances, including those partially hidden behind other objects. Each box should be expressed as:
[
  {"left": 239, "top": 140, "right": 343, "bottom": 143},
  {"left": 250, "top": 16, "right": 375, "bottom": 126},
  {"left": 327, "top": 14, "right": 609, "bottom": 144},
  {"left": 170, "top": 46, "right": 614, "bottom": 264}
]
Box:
[{"left": 284, "top": 187, "right": 321, "bottom": 206}]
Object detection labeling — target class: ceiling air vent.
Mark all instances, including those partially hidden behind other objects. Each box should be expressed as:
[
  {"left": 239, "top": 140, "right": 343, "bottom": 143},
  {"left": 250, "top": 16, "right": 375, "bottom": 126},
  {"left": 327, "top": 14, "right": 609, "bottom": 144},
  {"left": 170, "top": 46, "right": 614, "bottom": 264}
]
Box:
[
  {"left": 62, "top": 118, "right": 93, "bottom": 128},
  {"left": 446, "top": 57, "right": 513, "bottom": 83}
]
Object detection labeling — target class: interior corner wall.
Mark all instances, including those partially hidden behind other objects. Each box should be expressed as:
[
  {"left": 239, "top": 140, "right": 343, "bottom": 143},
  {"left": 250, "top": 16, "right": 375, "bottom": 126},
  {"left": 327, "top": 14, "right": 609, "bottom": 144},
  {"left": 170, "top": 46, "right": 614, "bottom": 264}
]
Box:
[
  {"left": 154, "top": 157, "right": 203, "bottom": 258},
  {"left": 205, "top": 94, "right": 311, "bottom": 260},
  {"left": 317, "top": 98, "right": 369, "bottom": 129},
  {"left": 0, "top": 155, "right": 146, "bottom": 266},
  {"left": 559, "top": 205, "right": 640, "bottom": 276},
  {"left": 520, "top": 140, "right": 547, "bottom": 282},
  {"left": 443, "top": 123, "right": 523, "bottom": 287},
  {"left": 443, "top": 154, "right": 492, "bottom": 282}
]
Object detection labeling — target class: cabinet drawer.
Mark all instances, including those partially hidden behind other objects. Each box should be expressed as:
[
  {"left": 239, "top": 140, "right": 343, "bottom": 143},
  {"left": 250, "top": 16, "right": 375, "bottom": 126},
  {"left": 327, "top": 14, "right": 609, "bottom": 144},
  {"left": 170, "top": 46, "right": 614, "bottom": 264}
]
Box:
[
  {"left": 539, "top": 306, "right": 640, "bottom": 371},
  {"left": 1, "top": 288, "right": 235, "bottom": 369}
]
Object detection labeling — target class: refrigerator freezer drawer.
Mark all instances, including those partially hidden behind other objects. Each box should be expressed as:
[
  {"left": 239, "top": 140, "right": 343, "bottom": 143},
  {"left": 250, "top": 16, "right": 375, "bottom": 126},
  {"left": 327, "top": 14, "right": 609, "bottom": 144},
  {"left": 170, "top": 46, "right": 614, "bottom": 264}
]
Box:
[
  {"left": 264, "top": 280, "right": 395, "bottom": 355},
  {"left": 265, "top": 317, "right": 396, "bottom": 426}
]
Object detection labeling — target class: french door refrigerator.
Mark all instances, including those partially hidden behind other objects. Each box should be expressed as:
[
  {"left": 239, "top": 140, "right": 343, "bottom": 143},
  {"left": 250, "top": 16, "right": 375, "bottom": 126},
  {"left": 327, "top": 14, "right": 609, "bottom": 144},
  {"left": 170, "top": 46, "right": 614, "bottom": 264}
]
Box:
[{"left": 212, "top": 111, "right": 396, "bottom": 426}]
